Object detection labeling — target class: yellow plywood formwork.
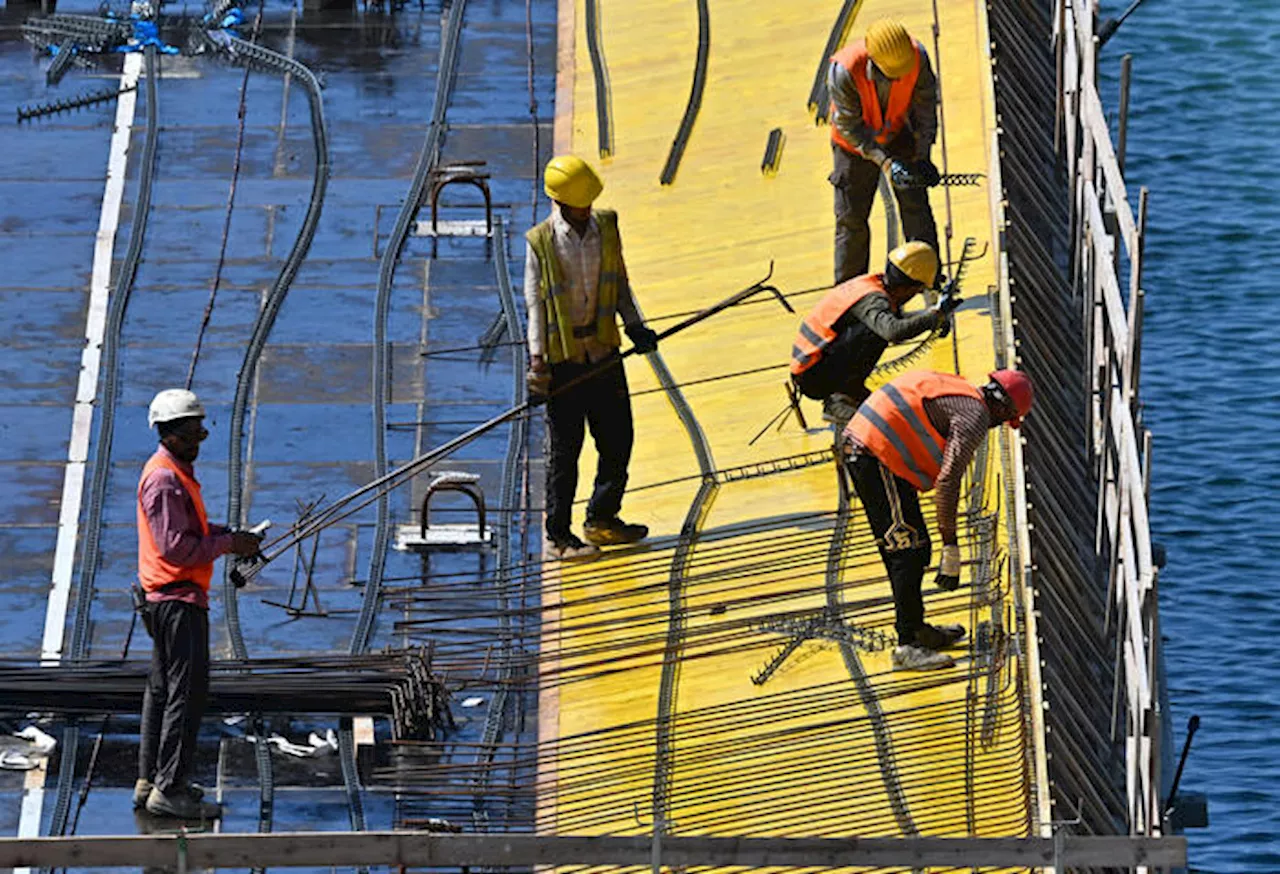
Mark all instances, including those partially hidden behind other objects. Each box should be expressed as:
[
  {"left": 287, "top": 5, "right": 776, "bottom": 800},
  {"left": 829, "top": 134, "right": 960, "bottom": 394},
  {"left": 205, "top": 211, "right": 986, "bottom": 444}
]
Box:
[{"left": 538, "top": 0, "right": 1043, "bottom": 858}]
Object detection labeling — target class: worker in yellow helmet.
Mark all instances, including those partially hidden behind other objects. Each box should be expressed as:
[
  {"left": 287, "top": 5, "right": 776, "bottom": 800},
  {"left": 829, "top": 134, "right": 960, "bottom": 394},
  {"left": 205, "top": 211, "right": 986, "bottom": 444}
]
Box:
[
  {"left": 524, "top": 155, "right": 660, "bottom": 561},
  {"left": 827, "top": 19, "right": 941, "bottom": 285},
  {"left": 790, "top": 242, "right": 959, "bottom": 430}
]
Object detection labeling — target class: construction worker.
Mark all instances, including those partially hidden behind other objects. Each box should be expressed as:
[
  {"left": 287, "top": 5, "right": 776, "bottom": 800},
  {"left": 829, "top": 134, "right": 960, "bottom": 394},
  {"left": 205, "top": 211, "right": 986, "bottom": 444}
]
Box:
[
  {"left": 791, "top": 241, "right": 960, "bottom": 429},
  {"left": 136, "top": 389, "right": 261, "bottom": 818},
  {"left": 524, "top": 155, "right": 660, "bottom": 561},
  {"left": 828, "top": 19, "right": 940, "bottom": 285},
  {"left": 842, "top": 369, "right": 1033, "bottom": 670}
]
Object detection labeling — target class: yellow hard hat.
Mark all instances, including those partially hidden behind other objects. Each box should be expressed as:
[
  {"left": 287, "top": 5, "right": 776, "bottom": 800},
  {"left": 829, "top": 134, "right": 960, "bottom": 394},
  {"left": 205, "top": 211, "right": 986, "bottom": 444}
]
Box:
[
  {"left": 544, "top": 155, "right": 603, "bottom": 208},
  {"left": 887, "top": 241, "right": 938, "bottom": 286},
  {"left": 866, "top": 19, "right": 916, "bottom": 79}
]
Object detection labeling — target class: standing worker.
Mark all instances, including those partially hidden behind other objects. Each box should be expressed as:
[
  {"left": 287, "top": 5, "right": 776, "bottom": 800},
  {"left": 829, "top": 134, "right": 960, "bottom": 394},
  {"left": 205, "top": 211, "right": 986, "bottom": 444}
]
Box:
[
  {"left": 791, "top": 241, "right": 960, "bottom": 428},
  {"left": 135, "top": 389, "right": 261, "bottom": 818},
  {"left": 828, "top": 19, "right": 941, "bottom": 285},
  {"left": 524, "top": 155, "right": 660, "bottom": 561},
  {"left": 842, "top": 369, "right": 1033, "bottom": 670}
]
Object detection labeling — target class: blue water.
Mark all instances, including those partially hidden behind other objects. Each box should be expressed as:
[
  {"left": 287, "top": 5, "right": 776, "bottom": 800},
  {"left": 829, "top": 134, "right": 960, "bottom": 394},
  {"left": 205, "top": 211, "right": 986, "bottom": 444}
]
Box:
[{"left": 1105, "top": 3, "right": 1280, "bottom": 870}]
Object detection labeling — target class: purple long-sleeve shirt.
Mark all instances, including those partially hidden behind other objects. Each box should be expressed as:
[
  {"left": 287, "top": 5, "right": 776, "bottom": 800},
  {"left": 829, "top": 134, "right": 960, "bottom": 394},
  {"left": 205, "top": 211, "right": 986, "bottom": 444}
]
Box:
[{"left": 139, "top": 445, "right": 232, "bottom": 610}]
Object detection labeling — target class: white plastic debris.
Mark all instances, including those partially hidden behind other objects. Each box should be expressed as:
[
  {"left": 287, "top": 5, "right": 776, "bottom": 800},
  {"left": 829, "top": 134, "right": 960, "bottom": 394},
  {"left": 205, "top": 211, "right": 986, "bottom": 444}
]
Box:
[
  {"left": 247, "top": 729, "right": 340, "bottom": 758},
  {"left": 14, "top": 725, "right": 56, "bottom": 754},
  {"left": 461, "top": 696, "right": 484, "bottom": 708},
  {"left": 0, "top": 751, "right": 38, "bottom": 771}
]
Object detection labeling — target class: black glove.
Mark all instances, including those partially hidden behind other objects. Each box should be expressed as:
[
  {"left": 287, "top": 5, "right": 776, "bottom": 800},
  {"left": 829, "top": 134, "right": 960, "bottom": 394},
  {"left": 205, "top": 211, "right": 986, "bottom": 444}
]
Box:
[
  {"left": 934, "top": 543, "right": 961, "bottom": 591},
  {"left": 912, "top": 158, "right": 942, "bottom": 187},
  {"left": 626, "top": 324, "right": 659, "bottom": 354}
]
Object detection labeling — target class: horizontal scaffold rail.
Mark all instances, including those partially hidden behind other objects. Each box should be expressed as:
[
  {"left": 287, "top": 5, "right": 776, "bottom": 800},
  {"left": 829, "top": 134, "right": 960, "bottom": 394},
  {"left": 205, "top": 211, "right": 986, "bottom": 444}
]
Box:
[{"left": 0, "top": 831, "right": 1187, "bottom": 869}]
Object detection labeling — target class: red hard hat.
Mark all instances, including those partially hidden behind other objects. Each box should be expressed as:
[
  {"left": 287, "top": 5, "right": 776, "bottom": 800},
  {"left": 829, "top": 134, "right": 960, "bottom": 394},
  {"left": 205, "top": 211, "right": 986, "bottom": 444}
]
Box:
[{"left": 988, "top": 369, "right": 1034, "bottom": 428}]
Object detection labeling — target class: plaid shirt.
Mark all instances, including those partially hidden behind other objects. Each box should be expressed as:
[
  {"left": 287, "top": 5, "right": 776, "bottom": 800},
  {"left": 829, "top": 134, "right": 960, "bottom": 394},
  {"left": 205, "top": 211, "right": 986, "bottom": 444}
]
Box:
[
  {"left": 845, "top": 393, "right": 989, "bottom": 543},
  {"left": 523, "top": 204, "right": 640, "bottom": 363}
]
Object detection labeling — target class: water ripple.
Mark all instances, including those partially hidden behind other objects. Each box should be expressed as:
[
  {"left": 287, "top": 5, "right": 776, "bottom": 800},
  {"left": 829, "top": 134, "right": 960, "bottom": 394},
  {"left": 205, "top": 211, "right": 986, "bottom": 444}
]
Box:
[{"left": 1099, "top": 4, "right": 1280, "bottom": 870}]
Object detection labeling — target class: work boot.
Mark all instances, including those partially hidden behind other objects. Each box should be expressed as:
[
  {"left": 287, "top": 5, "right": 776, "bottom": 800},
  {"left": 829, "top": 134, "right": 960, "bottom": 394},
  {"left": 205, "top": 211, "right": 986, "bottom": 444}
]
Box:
[
  {"left": 891, "top": 644, "right": 955, "bottom": 672},
  {"left": 914, "top": 623, "right": 966, "bottom": 651},
  {"left": 822, "top": 393, "right": 858, "bottom": 430},
  {"left": 583, "top": 517, "right": 648, "bottom": 546},
  {"left": 544, "top": 534, "right": 600, "bottom": 562},
  {"left": 136, "top": 779, "right": 205, "bottom": 808},
  {"left": 145, "top": 785, "right": 221, "bottom": 820}
]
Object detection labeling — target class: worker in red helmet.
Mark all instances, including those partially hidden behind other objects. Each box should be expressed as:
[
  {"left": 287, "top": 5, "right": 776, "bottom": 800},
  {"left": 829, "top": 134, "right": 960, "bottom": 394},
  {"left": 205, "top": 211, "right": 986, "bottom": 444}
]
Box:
[{"left": 842, "top": 368, "right": 1033, "bottom": 670}]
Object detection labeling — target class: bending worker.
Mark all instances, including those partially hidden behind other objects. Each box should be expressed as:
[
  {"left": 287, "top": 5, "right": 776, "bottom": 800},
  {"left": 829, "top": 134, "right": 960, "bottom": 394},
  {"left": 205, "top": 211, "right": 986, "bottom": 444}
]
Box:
[
  {"left": 524, "top": 155, "right": 660, "bottom": 561},
  {"left": 136, "top": 389, "right": 261, "bottom": 818},
  {"left": 791, "top": 241, "right": 959, "bottom": 428},
  {"left": 842, "top": 369, "right": 1033, "bottom": 671},
  {"left": 828, "top": 19, "right": 941, "bottom": 284}
]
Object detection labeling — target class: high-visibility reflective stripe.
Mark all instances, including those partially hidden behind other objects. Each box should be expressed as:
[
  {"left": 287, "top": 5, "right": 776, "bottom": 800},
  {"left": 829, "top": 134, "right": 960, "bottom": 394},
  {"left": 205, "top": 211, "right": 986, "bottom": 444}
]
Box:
[
  {"left": 791, "top": 344, "right": 811, "bottom": 365},
  {"left": 856, "top": 405, "right": 930, "bottom": 490},
  {"left": 882, "top": 384, "right": 944, "bottom": 468},
  {"left": 799, "top": 321, "right": 828, "bottom": 351}
]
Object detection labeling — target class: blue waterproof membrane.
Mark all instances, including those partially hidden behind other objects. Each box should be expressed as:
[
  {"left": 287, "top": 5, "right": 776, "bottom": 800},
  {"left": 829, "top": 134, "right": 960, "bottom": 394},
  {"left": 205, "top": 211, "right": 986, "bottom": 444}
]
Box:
[{"left": 0, "top": 0, "right": 553, "bottom": 840}]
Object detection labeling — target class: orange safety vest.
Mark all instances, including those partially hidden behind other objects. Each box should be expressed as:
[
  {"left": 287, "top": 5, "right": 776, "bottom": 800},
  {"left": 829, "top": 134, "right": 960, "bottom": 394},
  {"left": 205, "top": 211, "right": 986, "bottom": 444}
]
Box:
[
  {"left": 829, "top": 39, "right": 921, "bottom": 156},
  {"left": 137, "top": 449, "right": 213, "bottom": 593},
  {"left": 848, "top": 370, "right": 982, "bottom": 492},
  {"left": 790, "top": 274, "right": 888, "bottom": 375}
]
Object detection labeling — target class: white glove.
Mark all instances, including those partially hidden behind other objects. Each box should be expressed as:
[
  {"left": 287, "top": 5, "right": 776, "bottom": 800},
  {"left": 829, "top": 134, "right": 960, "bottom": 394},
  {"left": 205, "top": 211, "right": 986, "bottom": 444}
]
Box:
[{"left": 935, "top": 543, "right": 962, "bottom": 591}]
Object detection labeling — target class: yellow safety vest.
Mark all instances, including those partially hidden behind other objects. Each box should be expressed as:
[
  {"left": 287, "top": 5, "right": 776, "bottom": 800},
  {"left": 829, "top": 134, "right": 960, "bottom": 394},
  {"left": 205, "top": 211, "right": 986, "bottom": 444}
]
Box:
[{"left": 526, "top": 209, "right": 623, "bottom": 364}]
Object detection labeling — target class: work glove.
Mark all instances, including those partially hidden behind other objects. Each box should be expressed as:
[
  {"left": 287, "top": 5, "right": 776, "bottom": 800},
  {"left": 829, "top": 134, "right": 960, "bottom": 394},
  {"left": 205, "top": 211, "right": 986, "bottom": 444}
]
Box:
[
  {"left": 912, "top": 158, "right": 942, "bottom": 187},
  {"left": 888, "top": 159, "right": 917, "bottom": 189},
  {"left": 626, "top": 324, "right": 660, "bottom": 354},
  {"left": 935, "top": 543, "right": 962, "bottom": 591},
  {"left": 526, "top": 365, "right": 551, "bottom": 397},
  {"left": 931, "top": 290, "right": 963, "bottom": 338},
  {"left": 229, "top": 530, "right": 264, "bottom": 558}
]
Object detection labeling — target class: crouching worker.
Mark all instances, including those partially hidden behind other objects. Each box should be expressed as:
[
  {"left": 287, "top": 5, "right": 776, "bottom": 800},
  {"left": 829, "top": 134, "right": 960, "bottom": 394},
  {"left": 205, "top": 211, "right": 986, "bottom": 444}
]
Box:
[
  {"left": 791, "top": 242, "right": 957, "bottom": 430},
  {"left": 524, "top": 155, "right": 660, "bottom": 561},
  {"left": 136, "top": 389, "right": 262, "bottom": 818},
  {"left": 842, "top": 369, "right": 1033, "bottom": 670}
]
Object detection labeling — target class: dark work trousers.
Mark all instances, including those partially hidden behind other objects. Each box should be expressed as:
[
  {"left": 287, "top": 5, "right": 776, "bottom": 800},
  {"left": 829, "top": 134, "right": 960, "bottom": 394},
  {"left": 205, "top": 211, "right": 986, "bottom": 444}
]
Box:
[
  {"left": 139, "top": 599, "right": 210, "bottom": 793},
  {"left": 845, "top": 451, "right": 932, "bottom": 645},
  {"left": 792, "top": 325, "right": 888, "bottom": 404},
  {"left": 544, "top": 355, "right": 634, "bottom": 542},
  {"left": 831, "top": 137, "right": 940, "bottom": 285}
]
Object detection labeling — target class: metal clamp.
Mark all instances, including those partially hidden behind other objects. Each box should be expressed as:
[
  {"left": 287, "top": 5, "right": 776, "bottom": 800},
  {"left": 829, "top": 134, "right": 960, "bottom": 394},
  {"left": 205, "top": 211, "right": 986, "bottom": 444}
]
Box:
[
  {"left": 426, "top": 161, "right": 493, "bottom": 237},
  {"left": 420, "top": 472, "right": 486, "bottom": 541}
]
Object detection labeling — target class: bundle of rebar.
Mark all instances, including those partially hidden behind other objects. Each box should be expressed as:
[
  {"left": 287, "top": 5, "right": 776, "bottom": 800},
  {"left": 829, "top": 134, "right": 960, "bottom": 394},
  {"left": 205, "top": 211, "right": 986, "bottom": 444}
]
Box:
[{"left": 0, "top": 650, "right": 450, "bottom": 739}]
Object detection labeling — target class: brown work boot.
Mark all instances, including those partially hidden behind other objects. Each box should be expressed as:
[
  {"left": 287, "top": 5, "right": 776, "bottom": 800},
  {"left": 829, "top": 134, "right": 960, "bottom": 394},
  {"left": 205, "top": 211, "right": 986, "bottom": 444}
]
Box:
[
  {"left": 914, "top": 623, "right": 966, "bottom": 651},
  {"left": 145, "top": 785, "right": 221, "bottom": 820},
  {"left": 583, "top": 517, "right": 648, "bottom": 546}
]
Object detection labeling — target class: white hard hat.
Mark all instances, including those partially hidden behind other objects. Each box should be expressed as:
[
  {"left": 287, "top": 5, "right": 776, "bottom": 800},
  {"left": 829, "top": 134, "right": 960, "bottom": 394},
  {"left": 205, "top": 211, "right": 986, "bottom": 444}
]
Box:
[{"left": 148, "top": 389, "right": 206, "bottom": 428}]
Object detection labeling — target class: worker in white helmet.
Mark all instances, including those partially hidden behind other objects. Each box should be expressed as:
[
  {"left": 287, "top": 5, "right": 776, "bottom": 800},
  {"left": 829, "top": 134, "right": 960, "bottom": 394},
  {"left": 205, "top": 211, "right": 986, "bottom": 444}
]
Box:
[
  {"left": 134, "top": 389, "right": 260, "bottom": 819},
  {"left": 524, "top": 155, "right": 659, "bottom": 561}
]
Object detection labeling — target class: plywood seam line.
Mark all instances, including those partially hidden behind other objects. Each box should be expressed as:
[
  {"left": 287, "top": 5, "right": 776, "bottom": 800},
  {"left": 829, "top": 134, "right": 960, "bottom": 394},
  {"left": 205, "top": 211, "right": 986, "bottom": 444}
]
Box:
[
  {"left": 21, "top": 48, "right": 144, "bottom": 874},
  {"left": 41, "top": 49, "right": 160, "bottom": 857}
]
